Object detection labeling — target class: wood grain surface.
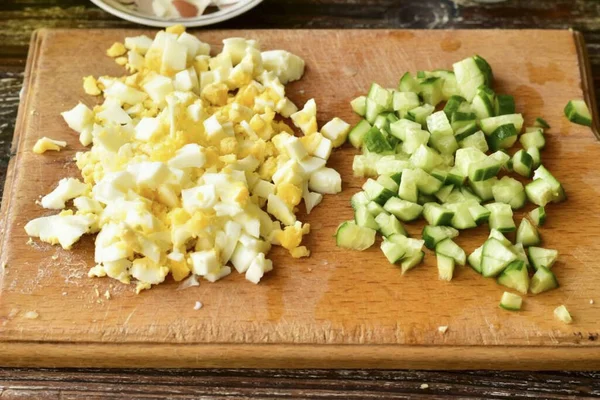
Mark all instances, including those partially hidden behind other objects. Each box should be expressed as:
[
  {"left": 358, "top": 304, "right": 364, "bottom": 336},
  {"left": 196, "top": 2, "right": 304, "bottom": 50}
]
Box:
[
  {"left": 2, "top": 1, "right": 600, "bottom": 397},
  {"left": 1, "top": 28, "right": 599, "bottom": 370}
]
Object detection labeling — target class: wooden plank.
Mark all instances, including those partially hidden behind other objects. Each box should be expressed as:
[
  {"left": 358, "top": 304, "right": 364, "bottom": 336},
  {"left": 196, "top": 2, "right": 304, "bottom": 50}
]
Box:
[{"left": 0, "top": 29, "right": 599, "bottom": 369}]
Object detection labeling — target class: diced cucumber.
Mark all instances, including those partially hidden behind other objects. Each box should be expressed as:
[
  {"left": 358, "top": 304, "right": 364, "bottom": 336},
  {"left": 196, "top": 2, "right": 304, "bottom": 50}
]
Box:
[
  {"left": 355, "top": 206, "right": 378, "bottom": 230},
  {"left": 489, "top": 228, "right": 512, "bottom": 246},
  {"left": 492, "top": 176, "right": 526, "bottom": 210},
  {"left": 398, "top": 169, "right": 418, "bottom": 203},
  {"left": 427, "top": 111, "right": 459, "bottom": 155},
  {"left": 434, "top": 184, "right": 454, "bottom": 203},
  {"left": 467, "top": 200, "right": 491, "bottom": 225},
  {"left": 407, "top": 104, "right": 435, "bottom": 126},
  {"left": 454, "top": 122, "right": 479, "bottom": 142},
  {"left": 377, "top": 174, "right": 399, "bottom": 193},
  {"left": 410, "top": 145, "right": 443, "bottom": 172},
  {"left": 351, "top": 191, "right": 369, "bottom": 209},
  {"left": 534, "top": 117, "right": 551, "bottom": 129},
  {"left": 422, "top": 225, "right": 459, "bottom": 250},
  {"left": 402, "top": 128, "right": 431, "bottom": 154},
  {"left": 489, "top": 151, "right": 511, "bottom": 169},
  {"left": 468, "top": 245, "right": 484, "bottom": 273},
  {"left": 353, "top": 153, "right": 382, "bottom": 178},
  {"left": 444, "top": 95, "right": 467, "bottom": 117},
  {"left": 365, "top": 98, "right": 386, "bottom": 124},
  {"left": 373, "top": 114, "right": 389, "bottom": 131},
  {"left": 525, "top": 179, "right": 554, "bottom": 207},
  {"left": 461, "top": 187, "right": 482, "bottom": 204},
  {"left": 430, "top": 167, "right": 449, "bottom": 183},
  {"left": 454, "top": 147, "right": 487, "bottom": 176},
  {"left": 375, "top": 156, "right": 411, "bottom": 177},
  {"left": 468, "top": 156, "right": 502, "bottom": 182},
  {"left": 519, "top": 128, "right": 545, "bottom": 150},
  {"left": 430, "top": 69, "right": 460, "bottom": 99},
  {"left": 436, "top": 238, "right": 466, "bottom": 265},
  {"left": 511, "top": 149, "right": 533, "bottom": 178},
  {"left": 530, "top": 265, "right": 559, "bottom": 294},
  {"left": 414, "top": 168, "right": 444, "bottom": 194},
  {"left": 419, "top": 77, "right": 444, "bottom": 106},
  {"left": 516, "top": 218, "right": 540, "bottom": 247},
  {"left": 469, "top": 177, "right": 497, "bottom": 201},
  {"left": 384, "top": 197, "right": 423, "bottom": 222},
  {"left": 446, "top": 167, "right": 467, "bottom": 187},
  {"left": 485, "top": 202, "right": 516, "bottom": 232},
  {"left": 481, "top": 237, "right": 517, "bottom": 277},
  {"left": 488, "top": 124, "right": 518, "bottom": 151},
  {"left": 445, "top": 188, "right": 466, "bottom": 204},
  {"left": 453, "top": 55, "right": 492, "bottom": 101},
  {"left": 335, "top": 221, "right": 376, "bottom": 250},
  {"left": 528, "top": 246, "right": 558, "bottom": 270},
  {"left": 366, "top": 201, "right": 387, "bottom": 217},
  {"left": 512, "top": 242, "right": 530, "bottom": 268},
  {"left": 471, "top": 87, "right": 495, "bottom": 119},
  {"left": 527, "top": 147, "right": 541, "bottom": 168},
  {"left": 375, "top": 212, "right": 407, "bottom": 237},
  {"left": 367, "top": 82, "right": 392, "bottom": 108},
  {"left": 495, "top": 94, "right": 515, "bottom": 116},
  {"left": 348, "top": 119, "right": 372, "bottom": 148},
  {"left": 459, "top": 130, "right": 489, "bottom": 153},
  {"left": 381, "top": 239, "right": 406, "bottom": 264},
  {"left": 363, "top": 127, "right": 393, "bottom": 153},
  {"left": 437, "top": 253, "right": 455, "bottom": 281},
  {"left": 351, "top": 96, "right": 367, "bottom": 116},
  {"left": 417, "top": 193, "right": 437, "bottom": 205},
  {"left": 533, "top": 165, "right": 566, "bottom": 203},
  {"left": 528, "top": 206, "right": 546, "bottom": 226},
  {"left": 423, "top": 202, "right": 454, "bottom": 226},
  {"left": 554, "top": 305, "right": 573, "bottom": 324},
  {"left": 389, "top": 119, "right": 421, "bottom": 140},
  {"left": 480, "top": 114, "right": 524, "bottom": 135},
  {"left": 363, "top": 178, "right": 395, "bottom": 205},
  {"left": 499, "top": 292, "right": 523, "bottom": 311},
  {"left": 497, "top": 260, "right": 529, "bottom": 294},
  {"left": 398, "top": 72, "right": 419, "bottom": 92},
  {"left": 564, "top": 99, "right": 592, "bottom": 127},
  {"left": 393, "top": 91, "right": 420, "bottom": 116},
  {"left": 445, "top": 202, "right": 477, "bottom": 230},
  {"left": 401, "top": 251, "right": 425, "bottom": 274},
  {"left": 451, "top": 111, "right": 477, "bottom": 131}
]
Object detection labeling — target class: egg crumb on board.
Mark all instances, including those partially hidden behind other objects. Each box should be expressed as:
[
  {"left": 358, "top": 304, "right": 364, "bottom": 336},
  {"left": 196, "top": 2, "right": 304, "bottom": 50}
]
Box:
[
  {"left": 438, "top": 325, "right": 448, "bottom": 334},
  {"left": 33, "top": 137, "right": 67, "bottom": 154},
  {"left": 194, "top": 301, "right": 203, "bottom": 310},
  {"left": 24, "top": 311, "right": 39, "bottom": 320},
  {"left": 25, "top": 26, "right": 350, "bottom": 292}
]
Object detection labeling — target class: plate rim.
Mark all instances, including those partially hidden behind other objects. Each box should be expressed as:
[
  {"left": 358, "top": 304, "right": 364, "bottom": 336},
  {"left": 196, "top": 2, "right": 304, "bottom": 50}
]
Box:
[{"left": 89, "top": 0, "right": 263, "bottom": 27}]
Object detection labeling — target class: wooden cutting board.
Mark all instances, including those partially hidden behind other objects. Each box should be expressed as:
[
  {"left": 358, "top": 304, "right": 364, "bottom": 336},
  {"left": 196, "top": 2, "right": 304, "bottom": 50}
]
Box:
[{"left": 1, "top": 28, "right": 599, "bottom": 369}]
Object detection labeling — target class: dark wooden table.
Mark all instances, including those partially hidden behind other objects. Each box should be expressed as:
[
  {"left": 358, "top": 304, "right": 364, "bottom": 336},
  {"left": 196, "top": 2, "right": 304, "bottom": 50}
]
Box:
[{"left": 1, "top": 1, "right": 600, "bottom": 398}]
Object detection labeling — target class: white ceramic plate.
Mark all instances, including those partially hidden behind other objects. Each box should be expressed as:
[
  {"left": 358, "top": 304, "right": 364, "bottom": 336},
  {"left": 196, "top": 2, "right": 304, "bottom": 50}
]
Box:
[{"left": 89, "top": 0, "right": 263, "bottom": 27}]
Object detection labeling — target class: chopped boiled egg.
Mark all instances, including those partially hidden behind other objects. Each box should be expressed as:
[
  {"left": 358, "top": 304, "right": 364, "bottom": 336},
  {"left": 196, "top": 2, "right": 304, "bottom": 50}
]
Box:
[
  {"left": 33, "top": 137, "right": 67, "bottom": 154},
  {"left": 26, "top": 26, "right": 345, "bottom": 291}
]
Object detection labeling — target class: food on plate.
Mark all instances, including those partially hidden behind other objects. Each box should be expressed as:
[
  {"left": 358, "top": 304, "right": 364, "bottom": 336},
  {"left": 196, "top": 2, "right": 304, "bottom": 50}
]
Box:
[
  {"left": 25, "top": 26, "right": 346, "bottom": 292},
  {"left": 115, "top": 0, "right": 243, "bottom": 20},
  {"left": 337, "top": 54, "right": 568, "bottom": 310},
  {"left": 33, "top": 137, "right": 67, "bottom": 154}
]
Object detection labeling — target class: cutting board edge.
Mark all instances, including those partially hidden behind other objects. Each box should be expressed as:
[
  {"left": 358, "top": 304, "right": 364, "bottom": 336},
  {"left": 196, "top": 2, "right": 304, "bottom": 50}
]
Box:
[
  {"left": 0, "top": 29, "right": 44, "bottom": 265},
  {"left": 2, "top": 342, "right": 600, "bottom": 370},
  {"left": 2, "top": 28, "right": 600, "bottom": 370}
]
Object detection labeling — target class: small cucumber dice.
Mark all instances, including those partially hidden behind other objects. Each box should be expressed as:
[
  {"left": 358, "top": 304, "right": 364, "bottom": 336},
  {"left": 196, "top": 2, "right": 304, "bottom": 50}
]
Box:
[
  {"left": 499, "top": 292, "right": 523, "bottom": 311},
  {"left": 564, "top": 99, "right": 592, "bottom": 127}
]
